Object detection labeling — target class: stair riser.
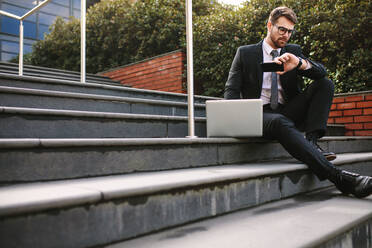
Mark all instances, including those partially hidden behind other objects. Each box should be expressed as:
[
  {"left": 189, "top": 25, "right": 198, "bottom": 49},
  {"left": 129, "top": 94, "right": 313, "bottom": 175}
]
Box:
[
  {"left": 0, "top": 93, "right": 206, "bottom": 117},
  {"left": 0, "top": 139, "right": 371, "bottom": 184},
  {"left": 0, "top": 78, "right": 210, "bottom": 104},
  {"left": 0, "top": 114, "right": 206, "bottom": 138},
  {"left": 0, "top": 162, "right": 370, "bottom": 248},
  {"left": 319, "top": 219, "right": 372, "bottom": 248}
]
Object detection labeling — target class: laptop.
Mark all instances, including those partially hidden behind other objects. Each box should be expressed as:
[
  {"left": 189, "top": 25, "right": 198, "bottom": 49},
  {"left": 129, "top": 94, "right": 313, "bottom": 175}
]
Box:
[{"left": 206, "top": 99, "right": 263, "bottom": 137}]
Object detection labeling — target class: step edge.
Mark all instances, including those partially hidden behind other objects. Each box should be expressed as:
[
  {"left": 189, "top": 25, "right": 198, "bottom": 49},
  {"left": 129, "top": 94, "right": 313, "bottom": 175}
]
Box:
[
  {"left": 0, "top": 136, "right": 370, "bottom": 149},
  {"left": 0, "top": 86, "right": 205, "bottom": 108},
  {"left": 0, "top": 106, "right": 207, "bottom": 121}
]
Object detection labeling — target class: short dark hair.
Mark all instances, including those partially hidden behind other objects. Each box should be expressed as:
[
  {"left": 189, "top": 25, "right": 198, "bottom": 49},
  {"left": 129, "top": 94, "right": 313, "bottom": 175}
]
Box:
[{"left": 269, "top": 7, "right": 297, "bottom": 24}]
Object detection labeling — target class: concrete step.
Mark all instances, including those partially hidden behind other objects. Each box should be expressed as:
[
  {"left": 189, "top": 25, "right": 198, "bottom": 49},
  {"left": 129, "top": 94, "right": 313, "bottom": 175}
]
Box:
[
  {"left": 0, "top": 86, "right": 206, "bottom": 117},
  {"left": 0, "top": 61, "right": 119, "bottom": 85},
  {"left": 115, "top": 187, "right": 372, "bottom": 248},
  {"left": 0, "top": 137, "right": 371, "bottom": 183},
  {"left": 0, "top": 152, "right": 371, "bottom": 248},
  {"left": 0, "top": 73, "right": 218, "bottom": 104},
  {"left": 0, "top": 106, "right": 206, "bottom": 138}
]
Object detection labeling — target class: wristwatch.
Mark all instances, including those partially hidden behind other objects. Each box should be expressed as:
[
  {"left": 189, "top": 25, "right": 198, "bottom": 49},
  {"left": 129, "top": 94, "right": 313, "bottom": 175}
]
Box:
[{"left": 296, "top": 56, "right": 303, "bottom": 70}]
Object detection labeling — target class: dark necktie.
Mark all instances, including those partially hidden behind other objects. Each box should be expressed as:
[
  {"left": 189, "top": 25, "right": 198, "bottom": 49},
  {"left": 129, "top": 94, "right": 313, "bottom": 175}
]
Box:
[{"left": 270, "top": 50, "right": 279, "bottom": 110}]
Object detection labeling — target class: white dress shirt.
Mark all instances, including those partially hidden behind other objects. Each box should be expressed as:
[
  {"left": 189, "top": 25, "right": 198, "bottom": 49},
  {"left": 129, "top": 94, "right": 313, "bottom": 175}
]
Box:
[{"left": 261, "top": 39, "right": 285, "bottom": 105}]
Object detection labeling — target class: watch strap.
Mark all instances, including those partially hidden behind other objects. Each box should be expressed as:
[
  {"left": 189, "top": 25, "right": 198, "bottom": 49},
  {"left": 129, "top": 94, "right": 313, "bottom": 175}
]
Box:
[{"left": 296, "top": 56, "right": 303, "bottom": 69}]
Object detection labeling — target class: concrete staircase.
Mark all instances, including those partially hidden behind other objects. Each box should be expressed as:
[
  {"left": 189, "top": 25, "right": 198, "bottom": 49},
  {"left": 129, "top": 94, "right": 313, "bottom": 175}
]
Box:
[{"left": 0, "top": 70, "right": 371, "bottom": 248}]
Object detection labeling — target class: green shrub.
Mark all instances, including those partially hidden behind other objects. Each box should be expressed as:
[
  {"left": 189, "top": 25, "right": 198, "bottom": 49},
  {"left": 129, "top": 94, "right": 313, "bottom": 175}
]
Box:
[{"left": 29, "top": 0, "right": 216, "bottom": 73}]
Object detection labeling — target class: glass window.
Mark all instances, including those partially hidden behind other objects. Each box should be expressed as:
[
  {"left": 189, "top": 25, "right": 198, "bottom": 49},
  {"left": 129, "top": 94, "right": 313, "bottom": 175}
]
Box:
[
  {"left": 1, "top": 52, "right": 18, "bottom": 61},
  {"left": 1, "top": 40, "right": 19, "bottom": 53},
  {"left": 3, "top": 0, "right": 38, "bottom": 9},
  {"left": 24, "top": 21, "right": 37, "bottom": 39},
  {"left": 73, "top": 0, "right": 81, "bottom": 9},
  {"left": 41, "top": 2, "right": 69, "bottom": 17},
  {"left": 38, "top": 24, "right": 50, "bottom": 39},
  {"left": 24, "top": 43, "right": 33, "bottom": 54},
  {"left": 52, "top": 0, "right": 70, "bottom": 7},
  {"left": 38, "top": 12, "right": 58, "bottom": 25},
  {"left": 1, "top": 40, "right": 33, "bottom": 54},
  {"left": 0, "top": 17, "right": 37, "bottom": 39},
  {"left": 1, "top": 16, "right": 19, "bottom": 36}
]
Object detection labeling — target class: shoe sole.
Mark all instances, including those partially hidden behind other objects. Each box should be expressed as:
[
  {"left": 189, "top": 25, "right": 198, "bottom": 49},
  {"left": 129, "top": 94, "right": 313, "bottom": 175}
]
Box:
[{"left": 326, "top": 154, "right": 337, "bottom": 161}]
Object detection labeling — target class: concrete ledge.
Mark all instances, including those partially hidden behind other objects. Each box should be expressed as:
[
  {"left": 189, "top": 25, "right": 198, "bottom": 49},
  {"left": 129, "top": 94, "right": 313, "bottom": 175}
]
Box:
[{"left": 0, "top": 154, "right": 371, "bottom": 248}]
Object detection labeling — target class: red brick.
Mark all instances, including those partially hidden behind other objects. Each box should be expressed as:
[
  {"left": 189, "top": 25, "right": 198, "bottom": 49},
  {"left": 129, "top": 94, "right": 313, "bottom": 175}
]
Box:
[
  {"left": 364, "top": 123, "right": 372, "bottom": 129},
  {"left": 345, "top": 123, "right": 363, "bottom": 130},
  {"left": 334, "top": 117, "right": 354, "bottom": 123},
  {"left": 364, "top": 108, "right": 372, "bottom": 115},
  {"left": 329, "top": 111, "right": 343, "bottom": 117},
  {"left": 345, "top": 131, "right": 354, "bottom": 136},
  {"left": 354, "top": 116, "right": 372, "bottom": 123},
  {"left": 366, "top": 95, "right": 372, "bottom": 101},
  {"left": 354, "top": 130, "right": 372, "bottom": 136},
  {"left": 337, "top": 102, "right": 356, "bottom": 110},
  {"left": 330, "top": 104, "right": 337, "bottom": 110},
  {"left": 344, "top": 109, "right": 363, "bottom": 116},
  {"left": 333, "top": 97, "right": 345, "bottom": 103},
  {"left": 345, "top": 95, "right": 364, "bottom": 102},
  {"left": 357, "top": 101, "right": 372, "bottom": 108},
  {"left": 327, "top": 118, "right": 335, "bottom": 124}
]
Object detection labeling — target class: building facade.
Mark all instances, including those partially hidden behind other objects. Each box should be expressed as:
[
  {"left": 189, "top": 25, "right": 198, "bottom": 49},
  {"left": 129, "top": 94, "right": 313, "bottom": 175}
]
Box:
[{"left": 0, "top": 0, "right": 85, "bottom": 61}]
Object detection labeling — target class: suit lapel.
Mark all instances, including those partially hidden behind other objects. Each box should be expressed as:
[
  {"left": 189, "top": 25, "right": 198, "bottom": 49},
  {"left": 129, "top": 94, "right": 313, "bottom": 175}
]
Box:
[{"left": 255, "top": 41, "right": 264, "bottom": 91}]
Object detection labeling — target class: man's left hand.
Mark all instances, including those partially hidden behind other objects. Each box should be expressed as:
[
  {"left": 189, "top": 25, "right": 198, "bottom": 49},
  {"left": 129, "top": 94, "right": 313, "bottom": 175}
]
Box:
[{"left": 274, "top": 53, "right": 304, "bottom": 75}]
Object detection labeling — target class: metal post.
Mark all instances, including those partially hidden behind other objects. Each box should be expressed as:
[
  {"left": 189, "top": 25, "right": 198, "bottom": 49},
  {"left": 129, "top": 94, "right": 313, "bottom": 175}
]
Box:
[
  {"left": 19, "top": 20, "right": 24, "bottom": 76},
  {"left": 186, "top": 0, "right": 197, "bottom": 138},
  {"left": 80, "top": 0, "right": 86, "bottom": 83}
]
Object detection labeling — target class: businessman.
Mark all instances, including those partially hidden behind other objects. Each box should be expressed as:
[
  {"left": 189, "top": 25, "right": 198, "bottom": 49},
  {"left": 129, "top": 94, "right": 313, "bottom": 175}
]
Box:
[{"left": 224, "top": 6, "right": 372, "bottom": 198}]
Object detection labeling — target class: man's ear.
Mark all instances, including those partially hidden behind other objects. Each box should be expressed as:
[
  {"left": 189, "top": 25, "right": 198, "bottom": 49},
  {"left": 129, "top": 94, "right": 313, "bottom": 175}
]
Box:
[{"left": 267, "top": 20, "right": 272, "bottom": 30}]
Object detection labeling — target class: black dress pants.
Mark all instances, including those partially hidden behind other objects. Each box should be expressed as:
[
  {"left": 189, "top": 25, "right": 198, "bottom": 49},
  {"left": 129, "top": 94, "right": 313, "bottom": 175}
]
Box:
[{"left": 262, "top": 77, "right": 340, "bottom": 180}]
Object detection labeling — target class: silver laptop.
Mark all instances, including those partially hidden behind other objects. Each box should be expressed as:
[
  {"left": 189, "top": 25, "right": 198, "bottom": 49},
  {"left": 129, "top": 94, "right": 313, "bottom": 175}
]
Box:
[{"left": 206, "top": 99, "right": 263, "bottom": 137}]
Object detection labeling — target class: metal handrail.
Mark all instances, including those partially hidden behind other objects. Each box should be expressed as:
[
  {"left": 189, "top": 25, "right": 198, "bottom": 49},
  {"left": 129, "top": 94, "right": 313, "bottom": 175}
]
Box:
[
  {"left": 186, "top": 0, "right": 196, "bottom": 138},
  {"left": 1, "top": 0, "right": 195, "bottom": 138}
]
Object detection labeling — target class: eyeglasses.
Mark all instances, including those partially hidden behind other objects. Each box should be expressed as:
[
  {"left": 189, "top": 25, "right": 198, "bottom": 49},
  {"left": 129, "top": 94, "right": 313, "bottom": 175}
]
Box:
[{"left": 274, "top": 24, "right": 295, "bottom": 35}]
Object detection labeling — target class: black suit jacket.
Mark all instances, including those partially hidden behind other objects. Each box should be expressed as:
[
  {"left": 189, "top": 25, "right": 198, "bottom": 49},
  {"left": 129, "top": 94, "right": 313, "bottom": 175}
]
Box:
[{"left": 224, "top": 40, "right": 327, "bottom": 102}]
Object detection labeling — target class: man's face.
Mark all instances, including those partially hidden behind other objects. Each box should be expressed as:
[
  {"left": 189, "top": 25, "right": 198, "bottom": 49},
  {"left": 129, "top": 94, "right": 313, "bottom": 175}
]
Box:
[{"left": 267, "top": 16, "right": 295, "bottom": 49}]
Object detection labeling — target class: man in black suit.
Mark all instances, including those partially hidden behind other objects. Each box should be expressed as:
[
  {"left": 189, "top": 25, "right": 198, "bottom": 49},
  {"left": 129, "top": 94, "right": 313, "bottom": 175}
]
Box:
[{"left": 224, "top": 6, "right": 372, "bottom": 198}]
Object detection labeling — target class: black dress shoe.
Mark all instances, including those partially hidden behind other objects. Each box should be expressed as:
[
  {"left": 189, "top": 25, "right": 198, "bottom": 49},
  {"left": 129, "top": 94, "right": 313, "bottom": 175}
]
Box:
[{"left": 336, "top": 171, "right": 372, "bottom": 198}]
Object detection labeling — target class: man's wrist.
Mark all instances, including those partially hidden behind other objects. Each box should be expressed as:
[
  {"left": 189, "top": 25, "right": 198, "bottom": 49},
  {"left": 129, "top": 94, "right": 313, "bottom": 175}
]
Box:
[{"left": 296, "top": 56, "right": 303, "bottom": 70}]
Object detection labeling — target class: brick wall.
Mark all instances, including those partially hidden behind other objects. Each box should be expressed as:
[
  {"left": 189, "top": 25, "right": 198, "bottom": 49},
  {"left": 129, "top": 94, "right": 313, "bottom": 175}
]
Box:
[
  {"left": 328, "top": 91, "right": 372, "bottom": 136},
  {"left": 101, "top": 50, "right": 186, "bottom": 93}
]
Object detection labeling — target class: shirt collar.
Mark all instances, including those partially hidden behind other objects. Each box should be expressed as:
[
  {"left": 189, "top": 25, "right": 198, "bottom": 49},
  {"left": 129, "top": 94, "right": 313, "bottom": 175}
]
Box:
[{"left": 263, "top": 39, "right": 281, "bottom": 58}]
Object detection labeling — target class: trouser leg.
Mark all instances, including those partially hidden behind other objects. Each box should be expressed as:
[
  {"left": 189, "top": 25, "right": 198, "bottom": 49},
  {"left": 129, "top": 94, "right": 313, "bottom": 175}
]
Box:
[
  {"left": 263, "top": 112, "right": 339, "bottom": 180},
  {"left": 281, "top": 77, "right": 334, "bottom": 137}
]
